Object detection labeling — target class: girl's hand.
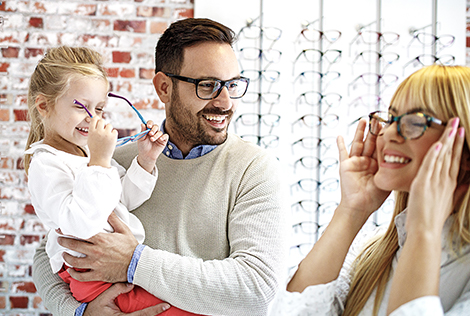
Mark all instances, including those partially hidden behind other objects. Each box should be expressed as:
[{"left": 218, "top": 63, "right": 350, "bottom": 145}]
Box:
[
  {"left": 336, "top": 118, "right": 391, "bottom": 224},
  {"left": 136, "top": 120, "right": 168, "bottom": 173},
  {"left": 88, "top": 116, "right": 118, "bottom": 168},
  {"left": 406, "top": 117, "right": 465, "bottom": 235}
]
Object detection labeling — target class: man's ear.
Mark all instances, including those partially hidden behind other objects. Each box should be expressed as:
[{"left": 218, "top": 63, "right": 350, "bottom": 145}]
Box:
[
  {"left": 35, "top": 94, "right": 49, "bottom": 118},
  {"left": 153, "top": 72, "right": 172, "bottom": 103}
]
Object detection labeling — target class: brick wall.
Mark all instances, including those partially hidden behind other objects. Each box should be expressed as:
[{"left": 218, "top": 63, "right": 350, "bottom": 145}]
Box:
[{"left": 0, "top": 0, "right": 193, "bottom": 314}]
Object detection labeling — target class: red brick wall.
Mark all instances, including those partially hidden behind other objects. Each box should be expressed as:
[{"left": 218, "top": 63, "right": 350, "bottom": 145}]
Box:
[{"left": 0, "top": 0, "right": 193, "bottom": 314}]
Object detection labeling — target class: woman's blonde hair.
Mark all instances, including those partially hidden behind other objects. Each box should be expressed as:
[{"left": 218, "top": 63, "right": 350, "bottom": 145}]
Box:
[
  {"left": 343, "top": 65, "right": 470, "bottom": 316},
  {"left": 24, "top": 46, "right": 108, "bottom": 174}
]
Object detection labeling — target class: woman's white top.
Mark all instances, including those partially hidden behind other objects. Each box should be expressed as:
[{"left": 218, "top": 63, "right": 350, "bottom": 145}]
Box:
[
  {"left": 269, "top": 210, "right": 470, "bottom": 315},
  {"left": 26, "top": 141, "right": 157, "bottom": 273}
]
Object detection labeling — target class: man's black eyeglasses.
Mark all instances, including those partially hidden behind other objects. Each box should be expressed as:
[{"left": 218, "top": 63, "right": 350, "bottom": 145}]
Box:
[{"left": 164, "top": 73, "right": 250, "bottom": 100}]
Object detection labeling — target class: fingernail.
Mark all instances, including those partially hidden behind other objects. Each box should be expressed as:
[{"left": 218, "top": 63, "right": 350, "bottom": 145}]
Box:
[
  {"left": 162, "top": 304, "right": 171, "bottom": 311},
  {"left": 452, "top": 117, "right": 460, "bottom": 129},
  {"left": 436, "top": 143, "right": 442, "bottom": 152}
]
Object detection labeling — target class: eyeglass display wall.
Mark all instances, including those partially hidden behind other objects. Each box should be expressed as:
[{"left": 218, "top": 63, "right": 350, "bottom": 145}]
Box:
[{"left": 195, "top": 0, "right": 466, "bottom": 270}]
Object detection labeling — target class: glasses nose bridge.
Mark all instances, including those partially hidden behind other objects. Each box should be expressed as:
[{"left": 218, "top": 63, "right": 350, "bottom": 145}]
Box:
[
  {"left": 381, "top": 116, "right": 404, "bottom": 139},
  {"left": 212, "top": 80, "right": 232, "bottom": 101}
]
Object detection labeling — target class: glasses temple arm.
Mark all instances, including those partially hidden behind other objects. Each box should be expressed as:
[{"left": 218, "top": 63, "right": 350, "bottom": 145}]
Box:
[{"left": 108, "top": 92, "right": 148, "bottom": 126}]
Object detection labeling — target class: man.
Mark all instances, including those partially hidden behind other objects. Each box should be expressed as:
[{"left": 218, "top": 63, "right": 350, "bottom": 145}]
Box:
[{"left": 32, "top": 18, "right": 287, "bottom": 316}]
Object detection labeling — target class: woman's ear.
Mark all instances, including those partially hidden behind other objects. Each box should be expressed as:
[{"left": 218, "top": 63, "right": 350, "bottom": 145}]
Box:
[
  {"left": 35, "top": 94, "right": 49, "bottom": 118},
  {"left": 152, "top": 72, "right": 172, "bottom": 104}
]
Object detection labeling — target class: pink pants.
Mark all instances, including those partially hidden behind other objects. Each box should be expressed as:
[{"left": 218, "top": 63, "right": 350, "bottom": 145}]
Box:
[{"left": 59, "top": 266, "right": 202, "bottom": 315}]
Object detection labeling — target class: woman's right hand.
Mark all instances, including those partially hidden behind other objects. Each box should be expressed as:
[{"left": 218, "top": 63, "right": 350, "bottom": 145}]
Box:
[
  {"left": 88, "top": 116, "right": 118, "bottom": 168},
  {"left": 336, "top": 118, "right": 391, "bottom": 223}
]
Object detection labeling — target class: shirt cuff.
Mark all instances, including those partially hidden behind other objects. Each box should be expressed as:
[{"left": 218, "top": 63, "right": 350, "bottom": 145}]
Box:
[
  {"left": 128, "top": 244, "right": 146, "bottom": 283},
  {"left": 75, "top": 303, "right": 87, "bottom": 316}
]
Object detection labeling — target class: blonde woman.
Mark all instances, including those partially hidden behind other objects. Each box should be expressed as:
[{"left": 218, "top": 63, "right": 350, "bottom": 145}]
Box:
[{"left": 271, "top": 65, "right": 470, "bottom": 315}]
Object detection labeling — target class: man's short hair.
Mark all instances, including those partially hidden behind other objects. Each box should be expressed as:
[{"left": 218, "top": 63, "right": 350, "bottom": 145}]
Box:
[{"left": 155, "top": 18, "right": 236, "bottom": 74}]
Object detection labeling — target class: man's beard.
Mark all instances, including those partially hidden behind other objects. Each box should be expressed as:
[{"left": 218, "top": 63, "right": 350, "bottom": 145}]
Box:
[{"left": 166, "top": 88, "right": 233, "bottom": 147}]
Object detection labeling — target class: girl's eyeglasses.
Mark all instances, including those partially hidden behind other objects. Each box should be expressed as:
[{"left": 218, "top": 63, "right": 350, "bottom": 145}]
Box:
[
  {"left": 368, "top": 110, "right": 445, "bottom": 140},
  {"left": 73, "top": 92, "right": 151, "bottom": 147}
]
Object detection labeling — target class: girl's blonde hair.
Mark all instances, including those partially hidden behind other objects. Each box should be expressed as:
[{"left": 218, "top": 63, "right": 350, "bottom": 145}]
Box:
[
  {"left": 343, "top": 65, "right": 470, "bottom": 316},
  {"left": 24, "top": 46, "right": 108, "bottom": 174}
]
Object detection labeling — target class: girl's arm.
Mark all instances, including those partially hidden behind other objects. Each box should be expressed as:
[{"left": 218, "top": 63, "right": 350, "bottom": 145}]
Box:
[
  {"left": 387, "top": 119, "right": 465, "bottom": 314},
  {"left": 136, "top": 120, "right": 168, "bottom": 173},
  {"left": 288, "top": 119, "right": 390, "bottom": 293}
]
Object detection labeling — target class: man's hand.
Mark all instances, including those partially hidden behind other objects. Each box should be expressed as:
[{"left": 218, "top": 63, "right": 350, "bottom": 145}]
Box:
[
  {"left": 83, "top": 283, "right": 170, "bottom": 316},
  {"left": 59, "top": 212, "right": 139, "bottom": 283}
]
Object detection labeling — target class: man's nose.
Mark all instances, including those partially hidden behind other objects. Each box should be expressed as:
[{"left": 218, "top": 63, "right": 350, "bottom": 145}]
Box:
[{"left": 212, "top": 85, "right": 233, "bottom": 110}]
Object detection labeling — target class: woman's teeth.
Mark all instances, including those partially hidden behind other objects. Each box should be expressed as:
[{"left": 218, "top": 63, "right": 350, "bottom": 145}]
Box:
[{"left": 384, "top": 155, "right": 410, "bottom": 164}]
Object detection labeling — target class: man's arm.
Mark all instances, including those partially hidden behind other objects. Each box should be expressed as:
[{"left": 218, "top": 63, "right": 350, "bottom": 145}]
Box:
[
  {"left": 32, "top": 236, "right": 82, "bottom": 316},
  {"left": 60, "top": 151, "right": 288, "bottom": 316}
]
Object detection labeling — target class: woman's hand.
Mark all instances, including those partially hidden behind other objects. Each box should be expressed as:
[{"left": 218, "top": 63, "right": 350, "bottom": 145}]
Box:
[
  {"left": 407, "top": 117, "right": 465, "bottom": 236},
  {"left": 88, "top": 116, "right": 118, "bottom": 168},
  {"left": 387, "top": 118, "right": 465, "bottom": 315},
  {"left": 337, "top": 118, "right": 391, "bottom": 224},
  {"left": 136, "top": 120, "right": 168, "bottom": 173}
]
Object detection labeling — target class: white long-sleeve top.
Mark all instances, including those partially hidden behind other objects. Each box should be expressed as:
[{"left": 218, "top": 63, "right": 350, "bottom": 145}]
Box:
[
  {"left": 269, "top": 210, "right": 470, "bottom": 315},
  {"left": 26, "top": 141, "right": 156, "bottom": 273}
]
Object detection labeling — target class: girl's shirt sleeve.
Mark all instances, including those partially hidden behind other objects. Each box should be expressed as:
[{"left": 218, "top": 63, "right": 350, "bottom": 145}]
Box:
[
  {"left": 28, "top": 151, "right": 121, "bottom": 240},
  {"left": 117, "top": 156, "right": 158, "bottom": 211}
]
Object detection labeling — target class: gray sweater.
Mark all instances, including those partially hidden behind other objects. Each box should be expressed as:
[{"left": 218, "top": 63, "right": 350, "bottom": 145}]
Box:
[{"left": 32, "top": 133, "right": 287, "bottom": 315}]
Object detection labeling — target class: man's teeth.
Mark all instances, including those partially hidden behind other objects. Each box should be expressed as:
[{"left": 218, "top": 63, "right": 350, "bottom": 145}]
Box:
[
  {"left": 77, "top": 127, "right": 88, "bottom": 132},
  {"left": 384, "top": 155, "right": 410, "bottom": 164},
  {"left": 204, "top": 115, "right": 225, "bottom": 123}
]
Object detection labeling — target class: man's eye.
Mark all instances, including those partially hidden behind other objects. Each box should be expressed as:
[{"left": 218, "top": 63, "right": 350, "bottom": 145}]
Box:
[
  {"left": 199, "top": 81, "right": 216, "bottom": 89},
  {"left": 229, "top": 81, "right": 239, "bottom": 89}
]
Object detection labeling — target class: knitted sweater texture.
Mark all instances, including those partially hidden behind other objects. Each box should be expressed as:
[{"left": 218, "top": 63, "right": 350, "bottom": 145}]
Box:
[{"left": 32, "top": 133, "right": 287, "bottom": 316}]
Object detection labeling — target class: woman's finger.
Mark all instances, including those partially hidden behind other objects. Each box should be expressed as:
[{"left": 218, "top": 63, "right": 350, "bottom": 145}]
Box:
[
  {"left": 337, "top": 135, "right": 349, "bottom": 163},
  {"left": 349, "top": 118, "right": 367, "bottom": 157}
]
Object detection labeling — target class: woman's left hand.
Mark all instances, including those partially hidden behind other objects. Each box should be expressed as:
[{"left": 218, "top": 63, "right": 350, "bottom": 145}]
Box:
[{"left": 407, "top": 117, "right": 465, "bottom": 235}]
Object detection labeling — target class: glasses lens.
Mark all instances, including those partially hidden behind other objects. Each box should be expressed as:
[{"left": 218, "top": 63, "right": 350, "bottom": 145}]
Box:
[
  {"left": 264, "top": 27, "right": 282, "bottom": 41},
  {"left": 263, "top": 49, "right": 282, "bottom": 63},
  {"left": 133, "top": 129, "right": 150, "bottom": 141},
  {"left": 361, "top": 31, "right": 380, "bottom": 44},
  {"left": 400, "top": 113, "right": 427, "bottom": 139},
  {"left": 240, "top": 47, "right": 260, "bottom": 60},
  {"left": 416, "top": 33, "right": 437, "bottom": 46},
  {"left": 227, "top": 79, "right": 249, "bottom": 98},
  {"left": 301, "top": 28, "right": 322, "bottom": 42},
  {"left": 241, "top": 26, "right": 261, "bottom": 39},
  {"left": 197, "top": 80, "right": 221, "bottom": 99},
  {"left": 439, "top": 35, "right": 455, "bottom": 47},
  {"left": 324, "top": 30, "right": 341, "bottom": 43},
  {"left": 381, "top": 32, "right": 400, "bottom": 44},
  {"left": 301, "top": 49, "right": 322, "bottom": 63}
]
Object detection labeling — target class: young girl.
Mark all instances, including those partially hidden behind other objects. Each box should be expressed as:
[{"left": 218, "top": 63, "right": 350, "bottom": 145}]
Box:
[
  {"left": 270, "top": 65, "right": 470, "bottom": 315},
  {"left": 25, "top": 46, "right": 200, "bottom": 315}
]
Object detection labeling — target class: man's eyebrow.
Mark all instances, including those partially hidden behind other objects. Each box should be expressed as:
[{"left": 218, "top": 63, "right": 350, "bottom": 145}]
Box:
[{"left": 201, "top": 75, "right": 242, "bottom": 81}]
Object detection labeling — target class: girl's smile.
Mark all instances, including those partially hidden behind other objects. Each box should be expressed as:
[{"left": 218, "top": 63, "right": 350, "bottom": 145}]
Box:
[{"left": 40, "top": 76, "right": 108, "bottom": 156}]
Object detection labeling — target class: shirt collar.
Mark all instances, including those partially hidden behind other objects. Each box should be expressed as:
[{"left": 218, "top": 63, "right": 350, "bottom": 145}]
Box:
[{"left": 161, "top": 120, "right": 217, "bottom": 160}]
